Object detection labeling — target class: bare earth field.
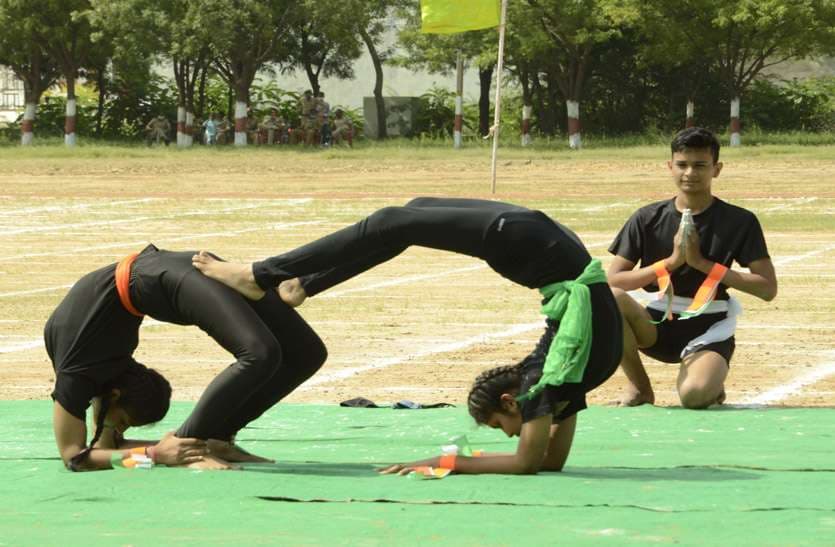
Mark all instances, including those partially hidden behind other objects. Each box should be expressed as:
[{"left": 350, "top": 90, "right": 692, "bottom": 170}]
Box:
[{"left": 1, "top": 144, "right": 833, "bottom": 410}]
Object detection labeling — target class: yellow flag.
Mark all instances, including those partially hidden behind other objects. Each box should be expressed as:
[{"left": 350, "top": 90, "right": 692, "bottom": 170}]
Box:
[{"left": 420, "top": 0, "right": 500, "bottom": 34}]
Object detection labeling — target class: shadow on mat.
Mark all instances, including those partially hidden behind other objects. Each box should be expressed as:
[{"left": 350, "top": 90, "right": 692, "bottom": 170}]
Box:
[
  {"left": 241, "top": 461, "right": 377, "bottom": 477},
  {"left": 564, "top": 466, "right": 759, "bottom": 482}
]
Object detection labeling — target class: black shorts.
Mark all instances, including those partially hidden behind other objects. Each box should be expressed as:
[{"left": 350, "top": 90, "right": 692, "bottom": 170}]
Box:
[
  {"left": 641, "top": 308, "right": 735, "bottom": 365},
  {"left": 519, "top": 283, "right": 623, "bottom": 423}
]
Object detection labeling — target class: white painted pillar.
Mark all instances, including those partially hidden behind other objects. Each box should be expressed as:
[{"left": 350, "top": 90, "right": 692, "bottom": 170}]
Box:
[
  {"left": 567, "top": 100, "right": 581, "bottom": 149},
  {"left": 521, "top": 105, "right": 532, "bottom": 146},
  {"left": 453, "top": 96, "right": 463, "bottom": 149},
  {"left": 176, "top": 106, "right": 186, "bottom": 147},
  {"left": 185, "top": 110, "right": 194, "bottom": 147},
  {"left": 686, "top": 100, "right": 695, "bottom": 128},
  {"left": 234, "top": 101, "right": 247, "bottom": 146},
  {"left": 729, "top": 97, "right": 741, "bottom": 147},
  {"left": 64, "top": 98, "right": 77, "bottom": 147},
  {"left": 21, "top": 103, "right": 36, "bottom": 146}
]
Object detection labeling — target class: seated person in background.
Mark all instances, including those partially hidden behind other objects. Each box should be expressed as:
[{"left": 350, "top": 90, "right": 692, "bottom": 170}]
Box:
[
  {"left": 298, "top": 90, "right": 317, "bottom": 146},
  {"left": 203, "top": 113, "right": 220, "bottom": 145},
  {"left": 316, "top": 92, "right": 331, "bottom": 146},
  {"left": 216, "top": 117, "right": 231, "bottom": 145},
  {"left": 145, "top": 115, "right": 171, "bottom": 146},
  {"left": 331, "top": 109, "right": 353, "bottom": 147},
  {"left": 246, "top": 109, "right": 260, "bottom": 145},
  {"left": 260, "top": 108, "right": 287, "bottom": 145}
]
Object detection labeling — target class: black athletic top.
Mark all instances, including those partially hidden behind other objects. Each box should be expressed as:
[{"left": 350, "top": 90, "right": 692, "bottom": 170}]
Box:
[
  {"left": 44, "top": 244, "right": 195, "bottom": 420},
  {"left": 516, "top": 283, "right": 622, "bottom": 423},
  {"left": 482, "top": 209, "right": 592, "bottom": 289},
  {"left": 608, "top": 197, "right": 769, "bottom": 299}
]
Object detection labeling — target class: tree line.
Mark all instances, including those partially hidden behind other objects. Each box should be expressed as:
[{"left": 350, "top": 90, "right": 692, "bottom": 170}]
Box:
[{"left": 0, "top": 0, "right": 833, "bottom": 148}]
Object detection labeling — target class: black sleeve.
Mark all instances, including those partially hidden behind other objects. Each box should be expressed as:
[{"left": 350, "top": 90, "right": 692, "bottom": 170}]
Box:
[
  {"left": 51, "top": 373, "right": 96, "bottom": 420},
  {"left": 608, "top": 210, "right": 644, "bottom": 263},
  {"left": 736, "top": 213, "right": 770, "bottom": 267},
  {"left": 520, "top": 386, "right": 587, "bottom": 423}
]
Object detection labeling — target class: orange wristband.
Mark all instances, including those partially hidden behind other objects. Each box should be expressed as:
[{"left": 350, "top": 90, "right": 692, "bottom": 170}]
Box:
[{"left": 439, "top": 454, "right": 457, "bottom": 470}]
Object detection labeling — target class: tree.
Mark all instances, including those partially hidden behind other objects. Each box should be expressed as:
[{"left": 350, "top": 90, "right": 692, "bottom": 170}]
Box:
[
  {"left": 0, "top": 0, "right": 60, "bottom": 145},
  {"left": 200, "top": 0, "right": 296, "bottom": 146},
  {"left": 709, "top": 0, "right": 834, "bottom": 146},
  {"left": 517, "top": 0, "right": 637, "bottom": 148},
  {"left": 35, "top": 0, "right": 103, "bottom": 146},
  {"left": 90, "top": 0, "right": 213, "bottom": 147},
  {"left": 353, "top": 0, "right": 396, "bottom": 140},
  {"left": 284, "top": 0, "right": 363, "bottom": 95}
]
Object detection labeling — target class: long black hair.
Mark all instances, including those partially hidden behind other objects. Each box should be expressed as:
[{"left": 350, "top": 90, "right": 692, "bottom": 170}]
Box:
[
  {"left": 68, "top": 362, "right": 171, "bottom": 471},
  {"left": 467, "top": 363, "right": 523, "bottom": 425}
]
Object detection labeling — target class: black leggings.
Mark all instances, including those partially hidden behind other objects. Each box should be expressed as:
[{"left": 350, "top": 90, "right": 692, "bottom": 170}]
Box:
[
  {"left": 157, "top": 270, "right": 327, "bottom": 440},
  {"left": 253, "top": 197, "right": 525, "bottom": 295}
]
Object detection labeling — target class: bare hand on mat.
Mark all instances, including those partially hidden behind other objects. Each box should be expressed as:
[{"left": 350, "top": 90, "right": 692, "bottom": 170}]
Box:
[
  {"left": 378, "top": 457, "right": 440, "bottom": 475},
  {"left": 153, "top": 432, "right": 209, "bottom": 465}
]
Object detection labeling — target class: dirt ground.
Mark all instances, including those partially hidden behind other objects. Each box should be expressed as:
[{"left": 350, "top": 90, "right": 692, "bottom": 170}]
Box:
[{"left": 1, "top": 145, "right": 833, "bottom": 409}]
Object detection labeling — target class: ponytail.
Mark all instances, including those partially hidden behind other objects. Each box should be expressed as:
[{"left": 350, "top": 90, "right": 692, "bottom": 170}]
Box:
[{"left": 467, "top": 363, "right": 524, "bottom": 425}]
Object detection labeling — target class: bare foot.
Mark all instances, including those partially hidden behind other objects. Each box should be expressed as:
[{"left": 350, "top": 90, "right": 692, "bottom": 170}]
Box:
[
  {"left": 278, "top": 278, "right": 308, "bottom": 307},
  {"left": 183, "top": 455, "right": 239, "bottom": 470},
  {"left": 207, "top": 439, "right": 274, "bottom": 463},
  {"left": 192, "top": 251, "right": 265, "bottom": 300},
  {"left": 615, "top": 387, "right": 655, "bottom": 407}
]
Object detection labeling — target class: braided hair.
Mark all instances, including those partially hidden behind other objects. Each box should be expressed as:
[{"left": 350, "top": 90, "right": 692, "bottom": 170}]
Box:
[
  {"left": 68, "top": 362, "right": 171, "bottom": 471},
  {"left": 467, "top": 363, "right": 524, "bottom": 425}
]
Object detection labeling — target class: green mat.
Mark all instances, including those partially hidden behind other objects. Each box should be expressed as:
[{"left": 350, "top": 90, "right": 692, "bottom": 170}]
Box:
[{"left": 0, "top": 402, "right": 833, "bottom": 546}]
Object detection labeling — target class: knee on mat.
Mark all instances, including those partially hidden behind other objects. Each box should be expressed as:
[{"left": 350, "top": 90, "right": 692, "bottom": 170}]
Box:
[{"left": 678, "top": 382, "right": 721, "bottom": 409}]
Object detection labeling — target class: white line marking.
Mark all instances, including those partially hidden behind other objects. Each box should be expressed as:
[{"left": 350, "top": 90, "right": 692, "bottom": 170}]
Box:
[
  {"left": 0, "top": 198, "right": 162, "bottom": 217},
  {"left": 0, "top": 318, "right": 167, "bottom": 354},
  {"left": 760, "top": 197, "right": 818, "bottom": 212},
  {"left": 0, "top": 200, "right": 308, "bottom": 236},
  {"left": 743, "top": 353, "right": 835, "bottom": 405},
  {"left": 317, "top": 239, "right": 608, "bottom": 298},
  {"left": 299, "top": 321, "right": 544, "bottom": 388},
  {"left": 0, "top": 221, "right": 322, "bottom": 263},
  {"left": 0, "top": 284, "right": 73, "bottom": 298},
  {"left": 578, "top": 201, "right": 638, "bottom": 213},
  {"left": 0, "top": 339, "right": 44, "bottom": 353},
  {"left": 321, "top": 265, "right": 486, "bottom": 298},
  {"left": 773, "top": 244, "right": 835, "bottom": 266}
]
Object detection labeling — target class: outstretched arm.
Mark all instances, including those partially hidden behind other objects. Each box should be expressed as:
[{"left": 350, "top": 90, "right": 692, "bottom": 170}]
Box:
[
  {"left": 53, "top": 402, "right": 209, "bottom": 471},
  {"left": 379, "top": 414, "right": 555, "bottom": 476}
]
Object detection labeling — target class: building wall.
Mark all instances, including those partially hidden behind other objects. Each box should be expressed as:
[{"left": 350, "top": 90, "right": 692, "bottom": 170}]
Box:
[{"left": 0, "top": 67, "right": 25, "bottom": 123}]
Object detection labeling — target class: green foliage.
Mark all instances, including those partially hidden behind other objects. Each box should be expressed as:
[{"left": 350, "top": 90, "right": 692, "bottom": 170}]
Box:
[
  {"left": 413, "top": 86, "right": 456, "bottom": 137},
  {"left": 745, "top": 78, "right": 835, "bottom": 132}
]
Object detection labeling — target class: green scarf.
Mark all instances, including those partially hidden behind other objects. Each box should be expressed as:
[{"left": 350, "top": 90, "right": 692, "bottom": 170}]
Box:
[{"left": 517, "top": 259, "right": 607, "bottom": 401}]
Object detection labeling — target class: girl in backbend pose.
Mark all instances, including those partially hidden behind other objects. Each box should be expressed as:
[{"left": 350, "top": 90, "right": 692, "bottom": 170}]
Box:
[
  {"left": 194, "top": 197, "right": 622, "bottom": 475},
  {"left": 46, "top": 244, "right": 327, "bottom": 471}
]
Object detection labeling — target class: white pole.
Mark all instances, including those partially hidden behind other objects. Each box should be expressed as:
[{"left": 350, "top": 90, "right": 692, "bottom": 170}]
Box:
[
  {"left": 489, "top": 0, "right": 509, "bottom": 194},
  {"left": 454, "top": 51, "right": 464, "bottom": 149}
]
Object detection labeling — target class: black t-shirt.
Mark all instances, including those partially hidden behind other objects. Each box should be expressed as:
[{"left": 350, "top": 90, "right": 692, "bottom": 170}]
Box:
[
  {"left": 608, "top": 197, "right": 769, "bottom": 299},
  {"left": 483, "top": 210, "right": 591, "bottom": 289},
  {"left": 517, "top": 321, "right": 588, "bottom": 423},
  {"left": 45, "top": 263, "right": 143, "bottom": 420},
  {"left": 44, "top": 244, "right": 197, "bottom": 420}
]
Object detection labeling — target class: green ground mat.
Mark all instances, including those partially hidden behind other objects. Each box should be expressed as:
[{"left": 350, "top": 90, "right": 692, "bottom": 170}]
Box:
[{"left": 0, "top": 402, "right": 833, "bottom": 546}]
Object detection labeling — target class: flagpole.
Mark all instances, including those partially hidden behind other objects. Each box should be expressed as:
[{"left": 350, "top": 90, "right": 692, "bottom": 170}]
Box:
[{"left": 490, "top": 0, "right": 508, "bottom": 194}]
